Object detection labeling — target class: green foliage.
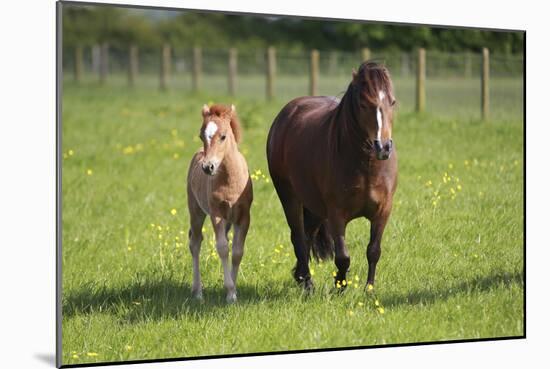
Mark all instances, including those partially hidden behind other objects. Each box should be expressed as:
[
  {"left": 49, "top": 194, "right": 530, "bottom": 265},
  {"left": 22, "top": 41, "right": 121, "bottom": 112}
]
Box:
[
  {"left": 60, "top": 78, "right": 523, "bottom": 365},
  {"left": 62, "top": 4, "right": 524, "bottom": 53}
]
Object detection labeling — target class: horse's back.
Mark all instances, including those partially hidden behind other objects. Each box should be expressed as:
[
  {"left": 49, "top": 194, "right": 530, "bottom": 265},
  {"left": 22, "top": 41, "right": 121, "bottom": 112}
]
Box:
[{"left": 267, "top": 96, "right": 337, "bottom": 160}]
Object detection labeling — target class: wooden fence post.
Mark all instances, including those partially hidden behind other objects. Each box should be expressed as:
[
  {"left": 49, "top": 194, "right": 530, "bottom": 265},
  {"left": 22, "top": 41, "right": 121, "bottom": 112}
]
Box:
[
  {"left": 74, "top": 45, "right": 83, "bottom": 83},
  {"left": 464, "top": 51, "right": 472, "bottom": 78},
  {"left": 228, "top": 48, "right": 238, "bottom": 96},
  {"left": 416, "top": 48, "right": 426, "bottom": 113},
  {"left": 192, "top": 47, "right": 202, "bottom": 92},
  {"left": 362, "top": 47, "right": 371, "bottom": 62},
  {"left": 266, "top": 46, "right": 276, "bottom": 100},
  {"left": 128, "top": 45, "right": 138, "bottom": 87},
  {"left": 481, "top": 47, "right": 490, "bottom": 121},
  {"left": 160, "top": 44, "right": 171, "bottom": 90},
  {"left": 91, "top": 44, "right": 100, "bottom": 76},
  {"left": 310, "top": 49, "right": 319, "bottom": 96},
  {"left": 328, "top": 51, "right": 338, "bottom": 75},
  {"left": 401, "top": 52, "right": 410, "bottom": 78},
  {"left": 99, "top": 42, "right": 109, "bottom": 84}
]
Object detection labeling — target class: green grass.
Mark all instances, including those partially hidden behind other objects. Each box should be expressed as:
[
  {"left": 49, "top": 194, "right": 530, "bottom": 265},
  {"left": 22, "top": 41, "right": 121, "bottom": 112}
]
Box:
[{"left": 61, "top": 79, "right": 524, "bottom": 365}]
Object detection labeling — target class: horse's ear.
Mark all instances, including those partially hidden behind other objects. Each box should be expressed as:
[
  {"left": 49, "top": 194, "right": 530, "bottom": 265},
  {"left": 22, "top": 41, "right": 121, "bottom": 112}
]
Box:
[
  {"left": 202, "top": 104, "right": 210, "bottom": 117},
  {"left": 230, "top": 104, "right": 236, "bottom": 113},
  {"left": 352, "top": 68, "right": 357, "bottom": 80}
]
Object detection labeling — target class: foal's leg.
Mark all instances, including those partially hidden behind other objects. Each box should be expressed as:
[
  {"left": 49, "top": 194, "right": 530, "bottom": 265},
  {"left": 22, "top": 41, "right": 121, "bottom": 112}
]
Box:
[
  {"left": 188, "top": 197, "right": 206, "bottom": 300},
  {"left": 212, "top": 216, "right": 237, "bottom": 303},
  {"left": 231, "top": 214, "right": 250, "bottom": 286},
  {"left": 328, "top": 216, "right": 350, "bottom": 289},
  {"left": 366, "top": 215, "right": 389, "bottom": 288}
]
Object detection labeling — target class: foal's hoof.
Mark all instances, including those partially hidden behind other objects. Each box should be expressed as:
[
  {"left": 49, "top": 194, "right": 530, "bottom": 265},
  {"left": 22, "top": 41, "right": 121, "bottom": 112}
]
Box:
[{"left": 226, "top": 292, "right": 237, "bottom": 304}]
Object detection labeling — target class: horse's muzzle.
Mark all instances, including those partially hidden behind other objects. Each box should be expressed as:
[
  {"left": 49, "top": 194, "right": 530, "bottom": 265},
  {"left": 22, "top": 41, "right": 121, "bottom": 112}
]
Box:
[
  {"left": 374, "top": 139, "right": 393, "bottom": 160},
  {"left": 201, "top": 161, "right": 217, "bottom": 175}
]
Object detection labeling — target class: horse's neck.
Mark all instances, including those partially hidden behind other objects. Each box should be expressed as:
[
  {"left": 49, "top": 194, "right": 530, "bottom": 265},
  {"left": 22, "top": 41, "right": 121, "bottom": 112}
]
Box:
[
  {"left": 331, "top": 99, "right": 370, "bottom": 163},
  {"left": 215, "top": 147, "right": 247, "bottom": 187}
]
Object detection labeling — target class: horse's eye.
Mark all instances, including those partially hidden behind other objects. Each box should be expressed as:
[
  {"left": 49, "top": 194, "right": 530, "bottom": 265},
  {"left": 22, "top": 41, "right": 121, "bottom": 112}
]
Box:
[
  {"left": 220, "top": 135, "right": 227, "bottom": 141},
  {"left": 391, "top": 99, "right": 397, "bottom": 107}
]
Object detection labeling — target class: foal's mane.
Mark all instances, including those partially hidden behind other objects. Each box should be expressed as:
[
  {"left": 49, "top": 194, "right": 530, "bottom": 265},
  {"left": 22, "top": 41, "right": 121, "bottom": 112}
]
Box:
[{"left": 208, "top": 104, "right": 242, "bottom": 144}]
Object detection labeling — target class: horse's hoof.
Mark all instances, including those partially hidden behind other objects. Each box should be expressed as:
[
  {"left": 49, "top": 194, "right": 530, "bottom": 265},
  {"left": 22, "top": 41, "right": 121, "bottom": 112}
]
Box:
[
  {"left": 303, "top": 278, "right": 315, "bottom": 293},
  {"left": 334, "top": 274, "right": 349, "bottom": 292},
  {"left": 296, "top": 275, "right": 314, "bottom": 292},
  {"left": 226, "top": 292, "right": 237, "bottom": 304}
]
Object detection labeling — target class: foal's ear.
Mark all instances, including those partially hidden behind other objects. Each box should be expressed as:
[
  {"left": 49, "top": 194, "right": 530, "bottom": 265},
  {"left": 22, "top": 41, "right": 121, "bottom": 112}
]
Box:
[
  {"left": 352, "top": 68, "right": 358, "bottom": 80},
  {"left": 230, "top": 104, "right": 236, "bottom": 113},
  {"left": 201, "top": 104, "right": 210, "bottom": 117}
]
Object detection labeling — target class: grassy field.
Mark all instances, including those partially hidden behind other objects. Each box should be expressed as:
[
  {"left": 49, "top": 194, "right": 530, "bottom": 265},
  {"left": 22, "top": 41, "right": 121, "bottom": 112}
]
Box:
[{"left": 60, "top": 78, "right": 524, "bottom": 365}]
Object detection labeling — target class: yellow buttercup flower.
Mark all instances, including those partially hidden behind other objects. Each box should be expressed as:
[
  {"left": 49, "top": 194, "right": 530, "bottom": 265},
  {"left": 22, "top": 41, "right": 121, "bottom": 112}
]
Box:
[
  {"left": 377, "top": 307, "right": 385, "bottom": 314},
  {"left": 86, "top": 169, "right": 93, "bottom": 176},
  {"left": 87, "top": 352, "right": 98, "bottom": 357},
  {"left": 367, "top": 284, "right": 374, "bottom": 291},
  {"left": 171, "top": 208, "right": 177, "bottom": 216}
]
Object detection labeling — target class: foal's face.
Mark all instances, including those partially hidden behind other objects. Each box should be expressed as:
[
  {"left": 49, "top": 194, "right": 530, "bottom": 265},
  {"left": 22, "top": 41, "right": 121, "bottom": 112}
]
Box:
[{"left": 199, "top": 104, "right": 235, "bottom": 175}]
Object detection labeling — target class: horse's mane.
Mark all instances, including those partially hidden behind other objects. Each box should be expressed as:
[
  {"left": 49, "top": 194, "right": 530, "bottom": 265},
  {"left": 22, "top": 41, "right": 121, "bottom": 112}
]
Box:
[
  {"left": 208, "top": 104, "right": 242, "bottom": 144},
  {"left": 332, "top": 61, "right": 394, "bottom": 157},
  {"left": 354, "top": 61, "right": 395, "bottom": 106}
]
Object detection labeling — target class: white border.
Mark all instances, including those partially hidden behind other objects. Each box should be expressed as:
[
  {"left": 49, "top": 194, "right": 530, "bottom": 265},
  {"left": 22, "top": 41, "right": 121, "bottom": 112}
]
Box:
[{"left": 1, "top": 1, "right": 547, "bottom": 368}]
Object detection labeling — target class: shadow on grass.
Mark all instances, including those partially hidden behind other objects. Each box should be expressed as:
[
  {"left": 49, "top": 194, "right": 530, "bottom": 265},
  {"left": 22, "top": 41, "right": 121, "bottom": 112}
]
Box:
[
  {"left": 63, "top": 271, "right": 523, "bottom": 322},
  {"left": 382, "top": 271, "right": 524, "bottom": 308},
  {"left": 62, "top": 277, "right": 296, "bottom": 322}
]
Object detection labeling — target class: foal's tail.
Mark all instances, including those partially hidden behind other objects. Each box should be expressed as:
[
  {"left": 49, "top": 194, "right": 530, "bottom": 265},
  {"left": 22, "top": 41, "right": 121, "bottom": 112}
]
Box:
[{"left": 303, "top": 208, "right": 334, "bottom": 261}]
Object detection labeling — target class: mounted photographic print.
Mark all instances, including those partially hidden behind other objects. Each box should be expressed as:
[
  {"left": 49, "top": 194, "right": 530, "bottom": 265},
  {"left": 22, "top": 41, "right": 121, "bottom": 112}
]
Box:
[{"left": 57, "top": 1, "right": 525, "bottom": 367}]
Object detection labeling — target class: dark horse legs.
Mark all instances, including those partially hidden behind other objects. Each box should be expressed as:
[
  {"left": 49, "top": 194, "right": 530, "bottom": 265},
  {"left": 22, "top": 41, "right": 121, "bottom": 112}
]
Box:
[
  {"left": 271, "top": 180, "right": 312, "bottom": 289},
  {"left": 328, "top": 218, "right": 351, "bottom": 288},
  {"left": 366, "top": 216, "right": 389, "bottom": 287}
]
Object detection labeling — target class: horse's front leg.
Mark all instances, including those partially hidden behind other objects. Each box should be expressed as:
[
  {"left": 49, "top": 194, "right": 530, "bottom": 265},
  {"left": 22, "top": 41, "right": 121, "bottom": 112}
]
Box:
[
  {"left": 328, "top": 216, "right": 350, "bottom": 289},
  {"left": 212, "top": 216, "right": 237, "bottom": 303},
  {"left": 366, "top": 214, "right": 389, "bottom": 288}
]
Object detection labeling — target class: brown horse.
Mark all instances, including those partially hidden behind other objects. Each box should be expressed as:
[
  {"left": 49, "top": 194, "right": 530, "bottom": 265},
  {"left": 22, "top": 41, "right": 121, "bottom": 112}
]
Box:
[
  {"left": 266, "top": 61, "right": 397, "bottom": 291},
  {"left": 187, "top": 104, "right": 253, "bottom": 303}
]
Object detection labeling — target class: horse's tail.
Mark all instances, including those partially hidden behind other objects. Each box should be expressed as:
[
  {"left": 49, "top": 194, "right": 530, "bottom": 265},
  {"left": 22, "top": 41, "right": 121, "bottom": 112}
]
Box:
[{"left": 303, "top": 208, "right": 334, "bottom": 261}]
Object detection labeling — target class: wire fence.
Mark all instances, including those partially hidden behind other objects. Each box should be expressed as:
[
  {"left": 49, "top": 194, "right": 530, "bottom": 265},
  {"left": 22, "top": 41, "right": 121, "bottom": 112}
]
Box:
[{"left": 63, "top": 45, "right": 524, "bottom": 121}]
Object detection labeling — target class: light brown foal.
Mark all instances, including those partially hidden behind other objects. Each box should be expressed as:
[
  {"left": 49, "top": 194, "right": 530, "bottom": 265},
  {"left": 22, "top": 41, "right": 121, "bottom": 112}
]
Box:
[{"left": 187, "top": 104, "right": 253, "bottom": 303}]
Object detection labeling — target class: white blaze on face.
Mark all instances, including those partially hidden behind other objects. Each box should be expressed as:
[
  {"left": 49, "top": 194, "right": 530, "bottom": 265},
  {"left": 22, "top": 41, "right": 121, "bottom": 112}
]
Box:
[
  {"left": 204, "top": 121, "right": 218, "bottom": 145},
  {"left": 376, "top": 90, "right": 385, "bottom": 141}
]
